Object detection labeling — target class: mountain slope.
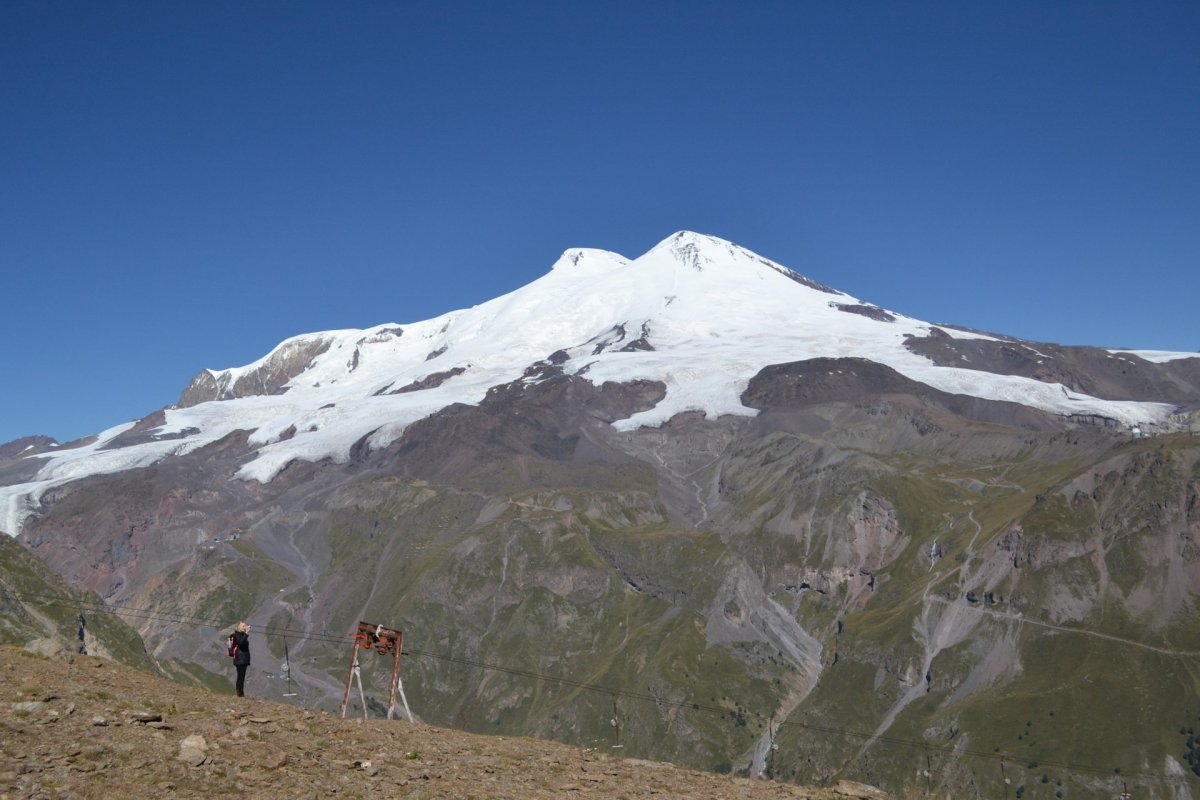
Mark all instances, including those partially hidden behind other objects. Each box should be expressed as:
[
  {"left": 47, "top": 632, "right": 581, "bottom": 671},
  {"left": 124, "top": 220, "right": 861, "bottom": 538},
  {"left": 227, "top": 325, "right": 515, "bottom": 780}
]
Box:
[
  {"left": 0, "top": 645, "right": 886, "bottom": 800},
  {"left": 0, "top": 534, "right": 155, "bottom": 670}
]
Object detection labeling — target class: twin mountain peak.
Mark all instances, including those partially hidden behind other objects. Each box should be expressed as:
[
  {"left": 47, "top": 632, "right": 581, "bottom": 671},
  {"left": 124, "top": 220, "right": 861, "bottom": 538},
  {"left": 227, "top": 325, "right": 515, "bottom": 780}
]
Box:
[{"left": 1, "top": 231, "right": 1196, "bottom": 536}]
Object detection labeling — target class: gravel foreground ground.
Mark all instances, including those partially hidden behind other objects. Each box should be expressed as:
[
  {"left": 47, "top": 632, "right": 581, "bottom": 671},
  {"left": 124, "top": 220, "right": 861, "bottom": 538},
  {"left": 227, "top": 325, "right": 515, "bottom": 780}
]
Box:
[{"left": 0, "top": 646, "right": 891, "bottom": 799}]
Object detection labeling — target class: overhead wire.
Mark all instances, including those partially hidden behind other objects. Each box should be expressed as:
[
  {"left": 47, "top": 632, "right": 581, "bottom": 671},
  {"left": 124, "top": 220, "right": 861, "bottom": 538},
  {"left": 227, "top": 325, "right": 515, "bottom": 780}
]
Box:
[{"left": 8, "top": 587, "right": 1199, "bottom": 789}]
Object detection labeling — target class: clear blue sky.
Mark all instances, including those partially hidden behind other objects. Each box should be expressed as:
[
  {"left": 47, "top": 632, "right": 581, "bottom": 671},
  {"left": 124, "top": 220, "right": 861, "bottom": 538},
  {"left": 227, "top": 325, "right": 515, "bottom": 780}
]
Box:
[{"left": 2, "top": 1, "right": 1197, "bottom": 445}]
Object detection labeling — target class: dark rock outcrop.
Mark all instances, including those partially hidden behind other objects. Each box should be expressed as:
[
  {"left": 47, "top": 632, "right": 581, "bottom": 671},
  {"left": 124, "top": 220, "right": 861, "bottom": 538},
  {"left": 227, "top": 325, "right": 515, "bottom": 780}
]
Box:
[
  {"left": 904, "top": 335, "right": 1200, "bottom": 406},
  {"left": 177, "top": 335, "right": 335, "bottom": 407}
]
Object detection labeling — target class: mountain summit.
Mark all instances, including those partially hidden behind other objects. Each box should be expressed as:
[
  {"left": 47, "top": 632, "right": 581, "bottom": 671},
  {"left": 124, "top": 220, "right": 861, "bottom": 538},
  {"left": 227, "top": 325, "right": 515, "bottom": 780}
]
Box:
[{"left": 1, "top": 231, "right": 1195, "bottom": 536}]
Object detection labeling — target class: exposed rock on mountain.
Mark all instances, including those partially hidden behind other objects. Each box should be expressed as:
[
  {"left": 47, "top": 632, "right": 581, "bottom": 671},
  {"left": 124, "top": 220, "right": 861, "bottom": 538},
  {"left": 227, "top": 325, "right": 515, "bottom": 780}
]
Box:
[
  {"left": 0, "top": 535, "right": 154, "bottom": 669},
  {"left": 0, "top": 435, "right": 58, "bottom": 461},
  {"left": 903, "top": 335, "right": 1200, "bottom": 407},
  {"left": 177, "top": 333, "right": 339, "bottom": 407}
]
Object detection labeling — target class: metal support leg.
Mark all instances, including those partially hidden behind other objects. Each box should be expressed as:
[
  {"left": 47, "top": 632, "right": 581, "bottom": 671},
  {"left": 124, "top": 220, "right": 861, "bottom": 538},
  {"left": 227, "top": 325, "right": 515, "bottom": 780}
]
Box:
[{"left": 340, "top": 641, "right": 361, "bottom": 718}]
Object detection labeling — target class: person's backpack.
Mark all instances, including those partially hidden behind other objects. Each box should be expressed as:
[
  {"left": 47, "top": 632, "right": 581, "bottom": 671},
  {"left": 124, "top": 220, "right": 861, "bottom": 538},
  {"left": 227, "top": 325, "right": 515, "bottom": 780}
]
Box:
[{"left": 227, "top": 634, "right": 237, "bottom": 659}]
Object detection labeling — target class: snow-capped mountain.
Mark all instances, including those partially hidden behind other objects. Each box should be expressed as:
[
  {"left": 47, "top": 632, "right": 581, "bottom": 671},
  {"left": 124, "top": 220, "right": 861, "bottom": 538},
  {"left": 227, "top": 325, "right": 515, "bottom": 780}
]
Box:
[
  {"left": 7, "top": 232, "right": 1200, "bottom": 797},
  {"left": 1, "top": 231, "right": 1195, "bottom": 537}
]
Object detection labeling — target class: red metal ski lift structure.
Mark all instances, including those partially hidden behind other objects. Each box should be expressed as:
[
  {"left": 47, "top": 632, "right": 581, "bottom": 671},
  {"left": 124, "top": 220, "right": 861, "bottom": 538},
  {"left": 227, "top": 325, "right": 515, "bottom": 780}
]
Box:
[{"left": 340, "top": 621, "right": 413, "bottom": 722}]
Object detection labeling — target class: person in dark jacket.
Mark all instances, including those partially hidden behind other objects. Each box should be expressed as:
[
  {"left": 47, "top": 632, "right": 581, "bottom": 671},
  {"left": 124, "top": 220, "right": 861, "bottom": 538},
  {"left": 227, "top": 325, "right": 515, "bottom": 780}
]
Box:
[{"left": 230, "top": 621, "right": 251, "bottom": 697}]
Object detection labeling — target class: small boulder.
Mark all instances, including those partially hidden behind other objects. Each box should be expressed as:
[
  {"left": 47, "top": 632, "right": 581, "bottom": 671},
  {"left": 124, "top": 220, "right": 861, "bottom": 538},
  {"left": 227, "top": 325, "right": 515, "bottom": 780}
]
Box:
[{"left": 178, "top": 734, "right": 209, "bottom": 767}]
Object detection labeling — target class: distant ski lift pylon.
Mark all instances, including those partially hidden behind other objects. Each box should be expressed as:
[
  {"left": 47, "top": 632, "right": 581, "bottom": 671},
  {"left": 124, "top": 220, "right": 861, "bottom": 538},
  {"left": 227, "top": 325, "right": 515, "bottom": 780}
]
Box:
[{"left": 340, "top": 621, "right": 413, "bottom": 722}]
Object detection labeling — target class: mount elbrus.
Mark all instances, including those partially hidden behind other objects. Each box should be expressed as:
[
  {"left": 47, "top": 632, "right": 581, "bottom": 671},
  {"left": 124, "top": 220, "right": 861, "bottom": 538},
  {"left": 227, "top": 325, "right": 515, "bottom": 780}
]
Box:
[{"left": 3, "top": 232, "right": 1199, "bottom": 799}]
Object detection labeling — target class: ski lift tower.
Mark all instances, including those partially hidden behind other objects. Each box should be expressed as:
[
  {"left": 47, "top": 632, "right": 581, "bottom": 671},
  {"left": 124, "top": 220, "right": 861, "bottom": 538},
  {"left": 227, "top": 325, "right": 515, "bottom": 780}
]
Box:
[{"left": 340, "top": 621, "right": 414, "bottom": 722}]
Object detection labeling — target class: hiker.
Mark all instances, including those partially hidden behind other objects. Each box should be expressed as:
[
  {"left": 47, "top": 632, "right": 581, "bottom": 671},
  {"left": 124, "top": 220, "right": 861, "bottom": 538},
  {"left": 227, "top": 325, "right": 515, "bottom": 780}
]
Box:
[{"left": 230, "top": 621, "right": 251, "bottom": 697}]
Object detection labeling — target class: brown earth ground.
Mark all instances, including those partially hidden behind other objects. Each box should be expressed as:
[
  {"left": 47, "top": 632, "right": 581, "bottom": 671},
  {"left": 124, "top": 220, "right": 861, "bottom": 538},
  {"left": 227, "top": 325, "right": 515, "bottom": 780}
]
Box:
[{"left": 0, "top": 646, "right": 888, "bottom": 799}]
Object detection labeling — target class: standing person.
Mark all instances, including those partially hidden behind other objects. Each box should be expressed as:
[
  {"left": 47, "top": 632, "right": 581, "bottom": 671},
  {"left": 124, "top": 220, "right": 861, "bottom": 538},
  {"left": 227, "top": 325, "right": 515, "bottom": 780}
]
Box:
[{"left": 230, "top": 621, "right": 251, "bottom": 697}]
